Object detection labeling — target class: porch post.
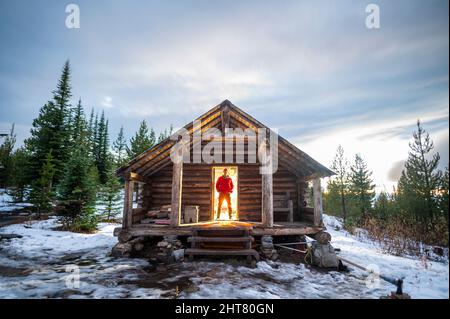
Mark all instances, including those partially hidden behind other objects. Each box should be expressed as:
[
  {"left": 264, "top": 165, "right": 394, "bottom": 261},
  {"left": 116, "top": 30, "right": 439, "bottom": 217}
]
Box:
[
  {"left": 312, "top": 177, "right": 323, "bottom": 226},
  {"left": 123, "top": 178, "right": 134, "bottom": 229},
  {"left": 171, "top": 143, "right": 184, "bottom": 227},
  {"left": 261, "top": 137, "right": 274, "bottom": 228}
]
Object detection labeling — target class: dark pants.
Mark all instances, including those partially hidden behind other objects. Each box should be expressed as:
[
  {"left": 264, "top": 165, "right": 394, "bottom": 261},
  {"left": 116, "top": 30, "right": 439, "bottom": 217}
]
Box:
[{"left": 217, "top": 192, "right": 232, "bottom": 219}]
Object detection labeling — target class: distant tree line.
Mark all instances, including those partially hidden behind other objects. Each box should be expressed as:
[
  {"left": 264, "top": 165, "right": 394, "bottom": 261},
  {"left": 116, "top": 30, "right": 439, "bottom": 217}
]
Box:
[
  {"left": 0, "top": 61, "right": 173, "bottom": 232},
  {"left": 323, "top": 121, "right": 449, "bottom": 251}
]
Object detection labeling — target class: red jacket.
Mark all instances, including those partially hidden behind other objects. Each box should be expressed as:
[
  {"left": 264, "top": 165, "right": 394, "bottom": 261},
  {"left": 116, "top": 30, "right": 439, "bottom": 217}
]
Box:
[{"left": 216, "top": 176, "right": 234, "bottom": 193}]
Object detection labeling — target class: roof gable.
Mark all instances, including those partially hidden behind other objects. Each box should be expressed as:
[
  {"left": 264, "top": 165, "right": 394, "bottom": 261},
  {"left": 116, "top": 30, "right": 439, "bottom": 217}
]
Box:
[{"left": 117, "top": 100, "right": 334, "bottom": 179}]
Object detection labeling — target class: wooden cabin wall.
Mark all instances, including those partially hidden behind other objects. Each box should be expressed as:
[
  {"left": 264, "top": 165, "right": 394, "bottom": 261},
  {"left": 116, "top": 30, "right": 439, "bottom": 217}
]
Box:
[
  {"left": 145, "top": 164, "right": 173, "bottom": 219},
  {"left": 134, "top": 153, "right": 308, "bottom": 225},
  {"left": 238, "top": 165, "right": 262, "bottom": 222},
  {"left": 142, "top": 163, "right": 211, "bottom": 223},
  {"left": 181, "top": 164, "right": 212, "bottom": 222}
]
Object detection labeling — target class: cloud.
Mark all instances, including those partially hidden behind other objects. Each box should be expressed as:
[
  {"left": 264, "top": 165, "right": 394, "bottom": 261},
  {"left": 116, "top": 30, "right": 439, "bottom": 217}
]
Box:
[
  {"left": 434, "top": 130, "right": 449, "bottom": 169},
  {"left": 101, "top": 96, "right": 114, "bottom": 108},
  {"left": 0, "top": 0, "right": 448, "bottom": 188},
  {"left": 388, "top": 160, "right": 406, "bottom": 182}
]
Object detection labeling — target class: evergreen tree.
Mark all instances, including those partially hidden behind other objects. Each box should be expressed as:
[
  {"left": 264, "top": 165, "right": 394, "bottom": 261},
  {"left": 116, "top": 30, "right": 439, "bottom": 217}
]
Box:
[
  {"left": 25, "top": 61, "right": 72, "bottom": 184},
  {"left": 323, "top": 180, "right": 342, "bottom": 217},
  {"left": 438, "top": 165, "right": 449, "bottom": 220},
  {"left": 157, "top": 124, "right": 174, "bottom": 143},
  {"left": 349, "top": 153, "right": 375, "bottom": 220},
  {"left": 397, "top": 120, "right": 441, "bottom": 221},
  {"left": 0, "top": 124, "right": 16, "bottom": 188},
  {"left": 58, "top": 102, "right": 98, "bottom": 232},
  {"left": 93, "top": 111, "right": 110, "bottom": 183},
  {"left": 112, "top": 126, "right": 128, "bottom": 167},
  {"left": 8, "top": 147, "right": 30, "bottom": 203},
  {"left": 128, "top": 120, "right": 155, "bottom": 158},
  {"left": 29, "top": 151, "right": 55, "bottom": 218},
  {"left": 373, "top": 191, "right": 389, "bottom": 220},
  {"left": 87, "top": 108, "right": 96, "bottom": 152},
  {"left": 72, "top": 99, "right": 86, "bottom": 142},
  {"left": 330, "top": 145, "right": 349, "bottom": 223},
  {"left": 98, "top": 168, "right": 122, "bottom": 221}
]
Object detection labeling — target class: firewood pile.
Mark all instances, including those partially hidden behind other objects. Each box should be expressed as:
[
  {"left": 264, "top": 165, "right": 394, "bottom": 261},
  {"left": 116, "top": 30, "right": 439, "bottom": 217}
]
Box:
[{"left": 140, "top": 205, "right": 172, "bottom": 225}]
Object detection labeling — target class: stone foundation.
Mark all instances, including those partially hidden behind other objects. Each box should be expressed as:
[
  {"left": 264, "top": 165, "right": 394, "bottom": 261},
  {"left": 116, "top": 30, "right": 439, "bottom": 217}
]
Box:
[{"left": 260, "top": 235, "right": 278, "bottom": 261}]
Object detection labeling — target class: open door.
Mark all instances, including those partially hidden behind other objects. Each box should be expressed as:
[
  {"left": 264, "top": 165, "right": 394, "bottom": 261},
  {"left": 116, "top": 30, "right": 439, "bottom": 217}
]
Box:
[{"left": 212, "top": 166, "right": 238, "bottom": 221}]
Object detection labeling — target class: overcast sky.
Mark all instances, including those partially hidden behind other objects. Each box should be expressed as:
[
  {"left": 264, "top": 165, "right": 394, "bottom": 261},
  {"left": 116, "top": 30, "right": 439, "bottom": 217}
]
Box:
[{"left": 0, "top": 0, "right": 448, "bottom": 191}]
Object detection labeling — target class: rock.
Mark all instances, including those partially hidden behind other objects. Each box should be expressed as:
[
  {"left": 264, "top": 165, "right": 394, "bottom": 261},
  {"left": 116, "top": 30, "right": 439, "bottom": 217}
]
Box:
[
  {"left": 261, "top": 235, "right": 273, "bottom": 244},
  {"left": 0, "top": 233, "right": 23, "bottom": 240},
  {"left": 311, "top": 241, "right": 339, "bottom": 268},
  {"left": 111, "top": 243, "right": 132, "bottom": 258},
  {"left": 156, "top": 264, "right": 168, "bottom": 272},
  {"left": 164, "top": 235, "right": 178, "bottom": 242},
  {"left": 315, "top": 231, "right": 332, "bottom": 245},
  {"left": 118, "top": 231, "right": 133, "bottom": 243},
  {"left": 157, "top": 241, "right": 169, "bottom": 248},
  {"left": 172, "top": 249, "right": 185, "bottom": 262},
  {"left": 134, "top": 242, "right": 144, "bottom": 252},
  {"left": 433, "top": 246, "right": 444, "bottom": 256}
]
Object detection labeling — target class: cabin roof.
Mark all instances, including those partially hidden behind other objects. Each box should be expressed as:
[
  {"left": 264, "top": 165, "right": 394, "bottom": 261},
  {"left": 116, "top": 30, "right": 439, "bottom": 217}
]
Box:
[{"left": 116, "top": 100, "right": 334, "bottom": 180}]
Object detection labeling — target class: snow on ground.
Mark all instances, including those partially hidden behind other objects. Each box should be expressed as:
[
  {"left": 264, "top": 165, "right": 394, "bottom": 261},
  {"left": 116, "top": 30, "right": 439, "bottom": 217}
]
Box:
[
  {"left": 0, "top": 215, "right": 448, "bottom": 299},
  {"left": 0, "top": 189, "right": 31, "bottom": 212},
  {"left": 322, "top": 215, "right": 449, "bottom": 299}
]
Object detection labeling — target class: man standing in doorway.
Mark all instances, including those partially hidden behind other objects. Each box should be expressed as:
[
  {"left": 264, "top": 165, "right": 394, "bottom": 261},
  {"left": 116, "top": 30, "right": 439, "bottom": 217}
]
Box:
[{"left": 216, "top": 168, "right": 234, "bottom": 220}]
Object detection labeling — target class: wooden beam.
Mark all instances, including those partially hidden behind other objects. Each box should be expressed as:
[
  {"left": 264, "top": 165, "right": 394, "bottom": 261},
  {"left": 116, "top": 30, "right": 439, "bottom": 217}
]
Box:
[
  {"left": 126, "top": 172, "right": 146, "bottom": 183},
  {"left": 123, "top": 179, "right": 134, "bottom": 229},
  {"left": 138, "top": 116, "right": 222, "bottom": 177},
  {"left": 221, "top": 104, "right": 230, "bottom": 134},
  {"left": 252, "top": 226, "right": 322, "bottom": 236},
  {"left": 261, "top": 135, "right": 274, "bottom": 228},
  {"left": 170, "top": 143, "right": 184, "bottom": 227},
  {"left": 313, "top": 177, "right": 323, "bottom": 226}
]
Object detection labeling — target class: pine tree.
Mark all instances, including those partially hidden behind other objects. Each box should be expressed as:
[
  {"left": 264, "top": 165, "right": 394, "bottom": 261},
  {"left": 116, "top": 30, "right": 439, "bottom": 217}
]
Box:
[
  {"left": 112, "top": 126, "right": 128, "bottom": 167},
  {"left": 8, "top": 147, "right": 30, "bottom": 203},
  {"left": 72, "top": 99, "right": 86, "bottom": 142},
  {"left": 0, "top": 124, "right": 16, "bottom": 188},
  {"left": 98, "top": 168, "right": 122, "bottom": 221},
  {"left": 87, "top": 108, "right": 96, "bottom": 152},
  {"left": 397, "top": 120, "right": 442, "bottom": 221},
  {"left": 128, "top": 120, "right": 156, "bottom": 158},
  {"left": 438, "top": 165, "right": 449, "bottom": 220},
  {"left": 29, "top": 151, "right": 55, "bottom": 218},
  {"left": 349, "top": 153, "right": 375, "bottom": 220},
  {"left": 373, "top": 191, "right": 389, "bottom": 220},
  {"left": 330, "top": 145, "right": 349, "bottom": 223},
  {"left": 25, "top": 61, "right": 72, "bottom": 184},
  {"left": 157, "top": 124, "right": 174, "bottom": 143},
  {"left": 93, "top": 111, "right": 110, "bottom": 184},
  {"left": 58, "top": 102, "right": 98, "bottom": 232}
]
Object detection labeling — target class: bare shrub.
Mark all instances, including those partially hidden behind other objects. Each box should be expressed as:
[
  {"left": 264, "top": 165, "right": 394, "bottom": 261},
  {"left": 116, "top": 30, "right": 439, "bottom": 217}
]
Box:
[{"left": 360, "top": 216, "right": 448, "bottom": 257}]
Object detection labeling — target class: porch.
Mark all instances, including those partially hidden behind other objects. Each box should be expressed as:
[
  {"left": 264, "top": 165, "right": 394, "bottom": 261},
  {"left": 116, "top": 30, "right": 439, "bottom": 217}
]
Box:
[{"left": 114, "top": 219, "right": 324, "bottom": 239}]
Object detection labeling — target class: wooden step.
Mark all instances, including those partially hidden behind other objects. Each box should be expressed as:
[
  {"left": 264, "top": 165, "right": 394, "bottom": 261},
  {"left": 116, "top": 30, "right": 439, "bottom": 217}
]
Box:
[
  {"left": 188, "top": 236, "right": 254, "bottom": 243},
  {"left": 194, "top": 229, "right": 250, "bottom": 237},
  {"left": 185, "top": 248, "right": 259, "bottom": 261},
  {"left": 192, "top": 226, "right": 252, "bottom": 231}
]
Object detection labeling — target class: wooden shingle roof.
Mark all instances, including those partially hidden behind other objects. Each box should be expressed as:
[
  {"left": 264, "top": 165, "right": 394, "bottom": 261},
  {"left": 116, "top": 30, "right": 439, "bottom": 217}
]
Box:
[{"left": 116, "top": 100, "right": 334, "bottom": 180}]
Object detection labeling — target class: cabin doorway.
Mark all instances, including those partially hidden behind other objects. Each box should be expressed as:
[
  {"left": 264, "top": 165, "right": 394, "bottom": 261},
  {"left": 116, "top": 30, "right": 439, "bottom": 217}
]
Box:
[{"left": 212, "top": 166, "right": 238, "bottom": 221}]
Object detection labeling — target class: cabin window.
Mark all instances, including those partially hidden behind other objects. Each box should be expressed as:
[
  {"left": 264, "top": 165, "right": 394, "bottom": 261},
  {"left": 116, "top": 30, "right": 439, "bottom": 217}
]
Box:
[
  {"left": 132, "top": 182, "right": 144, "bottom": 209},
  {"left": 212, "top": 166, "right": 238, "bottom": 221}
]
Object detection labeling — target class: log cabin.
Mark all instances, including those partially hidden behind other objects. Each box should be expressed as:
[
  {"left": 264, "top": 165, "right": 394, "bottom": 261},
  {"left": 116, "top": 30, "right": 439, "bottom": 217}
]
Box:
[{"left": 114, "top": 100, "right": 334, "bottom": 260}]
